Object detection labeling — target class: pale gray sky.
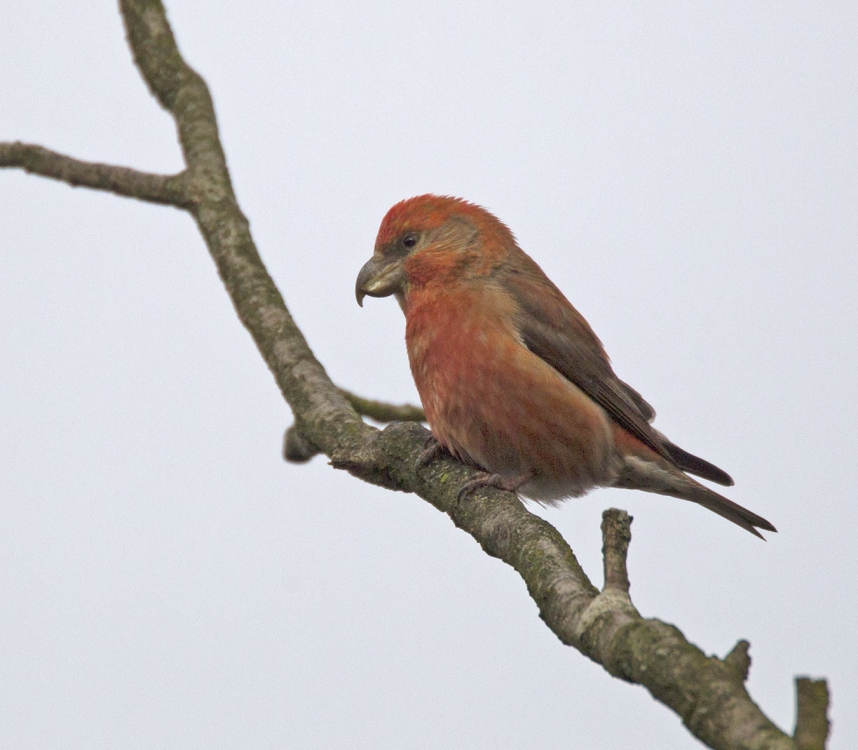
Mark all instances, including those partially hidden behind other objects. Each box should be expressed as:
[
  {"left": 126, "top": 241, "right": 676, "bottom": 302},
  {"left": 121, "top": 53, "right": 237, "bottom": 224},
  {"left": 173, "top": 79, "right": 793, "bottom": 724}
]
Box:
[{"left": 2, "top": 2, "right": 856, "bottom": 748}]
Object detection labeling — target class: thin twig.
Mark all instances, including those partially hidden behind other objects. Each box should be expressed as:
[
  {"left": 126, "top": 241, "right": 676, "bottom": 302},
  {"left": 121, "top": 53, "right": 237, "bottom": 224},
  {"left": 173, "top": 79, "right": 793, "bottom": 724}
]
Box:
[
  {"left": 0, "top": 142, "right": 187, "bottom": 206},
  {"left": 341, "top": 389, "right": 425, "bottom": 423}
]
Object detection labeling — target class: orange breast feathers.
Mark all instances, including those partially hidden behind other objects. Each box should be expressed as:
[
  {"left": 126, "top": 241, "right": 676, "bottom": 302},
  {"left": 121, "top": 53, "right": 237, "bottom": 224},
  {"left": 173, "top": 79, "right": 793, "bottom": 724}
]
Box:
[{"left": 404, "top": 279, "right": 615, "bottom": 499}]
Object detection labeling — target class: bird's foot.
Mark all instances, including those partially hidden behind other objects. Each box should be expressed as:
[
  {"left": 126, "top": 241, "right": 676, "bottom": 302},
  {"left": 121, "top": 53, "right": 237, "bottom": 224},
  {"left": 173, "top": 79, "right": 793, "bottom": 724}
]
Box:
[
  {"left": 457, "top": 471, "right": 533, "bottom": 503},
  {"left": 415, "top": 434, "right": 448, "bottom": 470}
]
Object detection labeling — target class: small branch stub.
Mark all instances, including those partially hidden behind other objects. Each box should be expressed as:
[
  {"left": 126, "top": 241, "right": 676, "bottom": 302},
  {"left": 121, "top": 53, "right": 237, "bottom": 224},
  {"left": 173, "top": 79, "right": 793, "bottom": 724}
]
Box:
[
  {"left": 282, "top": 425, "right": 321, "bottom": 463},
  {"left": 601, "top": 508, "right": 632, "bottom": 594},
  {"left": 794, "top": 677, "right": 830, "bottom": 750},
  {"left": 723, "top": 639, "right": 752, "bottom": 682}
]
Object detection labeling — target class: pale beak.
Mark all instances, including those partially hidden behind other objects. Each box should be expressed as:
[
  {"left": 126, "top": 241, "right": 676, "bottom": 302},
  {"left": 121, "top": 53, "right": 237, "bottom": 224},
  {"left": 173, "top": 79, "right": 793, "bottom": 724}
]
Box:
[{"left": 355, "top": 257, "right": 404, "bottom": 306}]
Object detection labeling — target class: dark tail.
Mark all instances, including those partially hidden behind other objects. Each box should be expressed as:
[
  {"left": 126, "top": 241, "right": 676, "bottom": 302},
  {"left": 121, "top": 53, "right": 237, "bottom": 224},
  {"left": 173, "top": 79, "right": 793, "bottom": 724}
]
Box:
[
  {"left": 661, "top": 440, "right": 734, "bottom": 487},
  {"left": 614, "top": 452, "right": 776, "bottom": 538},
  {"left": 678, "top": 481, "right": 777, "bottom": 539}
]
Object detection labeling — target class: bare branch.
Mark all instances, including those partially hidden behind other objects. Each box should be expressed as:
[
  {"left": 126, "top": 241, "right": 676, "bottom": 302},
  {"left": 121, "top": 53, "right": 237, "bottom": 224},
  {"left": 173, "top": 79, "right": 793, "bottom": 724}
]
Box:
[
  {"left": 336, "top": 423, "right": 801, "bottom": 749},
  {"left": 282, "top": 389, "right": 423, "bottom": 463},
  {"left": 794, "top": 677, "right": 830, "bottom": 750},
  {"left": 0, "top": 141, "right": 187, "bottom": 206},
  {"left": 601, "top": 508, "right": 632, "bottom": 594},
  {"left": 117, "top": 0, "right": 364, "bottom": 456},
  {"left": 341, "top": 389, "right": 425, "bottom": 423},
  {"left": 119, "top": 0, "right": 229, "bottom": 187}
]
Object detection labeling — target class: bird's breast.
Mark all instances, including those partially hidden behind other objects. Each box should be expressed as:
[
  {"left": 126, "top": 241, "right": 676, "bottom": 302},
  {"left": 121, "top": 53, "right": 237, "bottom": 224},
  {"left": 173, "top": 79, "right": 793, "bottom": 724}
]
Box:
[{"left": 404, "top": 286, "right": 615, "bottom": 502}]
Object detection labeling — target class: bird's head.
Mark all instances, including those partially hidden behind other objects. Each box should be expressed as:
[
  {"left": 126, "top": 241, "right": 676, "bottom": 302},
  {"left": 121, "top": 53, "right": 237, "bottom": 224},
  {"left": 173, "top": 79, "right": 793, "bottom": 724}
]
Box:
[{"left": 355, "top": 194, "right": 515, "bottom": 309}]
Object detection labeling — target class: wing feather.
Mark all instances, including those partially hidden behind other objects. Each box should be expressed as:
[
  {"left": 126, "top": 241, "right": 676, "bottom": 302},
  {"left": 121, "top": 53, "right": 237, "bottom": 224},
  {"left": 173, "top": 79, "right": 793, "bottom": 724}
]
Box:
[{"left": 497, "top": 255, "right": 733, "bottom": 486}]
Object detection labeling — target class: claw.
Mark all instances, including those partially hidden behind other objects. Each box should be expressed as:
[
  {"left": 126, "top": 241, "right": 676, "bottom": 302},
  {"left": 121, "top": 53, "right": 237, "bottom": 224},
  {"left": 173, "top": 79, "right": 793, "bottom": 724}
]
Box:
[
  {"left": 456, "top": 471, "right": 533, "bottom": 503},
  {"left": 416, "top": 434, "right": 447, "bottom": 470}
]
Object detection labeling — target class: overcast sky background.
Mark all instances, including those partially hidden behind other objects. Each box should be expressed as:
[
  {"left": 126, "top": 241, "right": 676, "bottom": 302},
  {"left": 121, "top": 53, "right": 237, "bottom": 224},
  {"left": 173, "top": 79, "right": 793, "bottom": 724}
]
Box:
[{"left": 2, "top": 2, "right": 856, "bottom": 748}]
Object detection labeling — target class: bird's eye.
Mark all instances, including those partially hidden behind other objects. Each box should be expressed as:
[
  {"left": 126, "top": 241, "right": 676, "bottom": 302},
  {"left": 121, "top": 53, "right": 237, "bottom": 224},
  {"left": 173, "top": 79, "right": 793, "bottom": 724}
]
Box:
[{"left": 402, "top": 233, "right": 418, "bottom": 249}]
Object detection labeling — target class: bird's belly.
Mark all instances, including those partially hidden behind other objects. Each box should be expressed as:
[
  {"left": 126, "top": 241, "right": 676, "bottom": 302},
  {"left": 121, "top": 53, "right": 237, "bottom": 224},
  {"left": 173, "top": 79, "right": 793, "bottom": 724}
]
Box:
[{"left": 410, "top": 327, "right": 616, "bottom": 504}]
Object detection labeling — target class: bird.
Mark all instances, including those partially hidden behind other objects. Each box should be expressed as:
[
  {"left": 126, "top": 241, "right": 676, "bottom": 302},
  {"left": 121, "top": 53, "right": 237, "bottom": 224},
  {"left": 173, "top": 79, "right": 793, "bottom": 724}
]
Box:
[{"left": 355, "top": 194, "right": 776, "bottom": 538}]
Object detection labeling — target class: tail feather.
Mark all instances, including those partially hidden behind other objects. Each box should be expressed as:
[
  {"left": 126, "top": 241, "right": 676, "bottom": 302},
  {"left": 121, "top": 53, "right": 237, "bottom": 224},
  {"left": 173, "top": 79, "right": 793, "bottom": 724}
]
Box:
[
  {"left": 673, "top": 482, "right": 777, "bottom": 539},
  {"left": 659, "top": 438, "right": 734, "bottom": 487},
  {"left": 613, "top": 454, "right": 776, "bottom": 538}
]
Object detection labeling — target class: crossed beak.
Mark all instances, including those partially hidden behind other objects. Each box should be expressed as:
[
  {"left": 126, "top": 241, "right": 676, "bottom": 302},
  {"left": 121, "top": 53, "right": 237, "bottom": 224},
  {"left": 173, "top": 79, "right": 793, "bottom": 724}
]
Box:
[{"left": 355, "top": 256, "right": 404, "bottom": 307}]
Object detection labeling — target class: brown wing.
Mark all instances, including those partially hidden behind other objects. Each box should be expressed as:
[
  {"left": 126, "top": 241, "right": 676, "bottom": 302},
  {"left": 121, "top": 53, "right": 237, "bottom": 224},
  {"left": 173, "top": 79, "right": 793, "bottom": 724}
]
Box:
[
  {"left": 616, "top": 380, "right": 656, "bottom": 423},
  {"left": 497, "top": 254, "right": 733, "bottom": 486}
]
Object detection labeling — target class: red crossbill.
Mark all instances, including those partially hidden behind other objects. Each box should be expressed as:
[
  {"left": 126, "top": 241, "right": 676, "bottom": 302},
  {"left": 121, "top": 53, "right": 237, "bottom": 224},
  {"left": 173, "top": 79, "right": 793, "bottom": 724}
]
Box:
[{"left": 356, "top": 195, "right": 775, "bottom": 538}]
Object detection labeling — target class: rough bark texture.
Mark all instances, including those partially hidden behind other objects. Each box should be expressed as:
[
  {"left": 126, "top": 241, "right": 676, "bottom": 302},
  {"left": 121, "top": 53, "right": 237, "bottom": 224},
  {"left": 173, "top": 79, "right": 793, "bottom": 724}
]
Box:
[{"left": 0, "top": 2, "right": 831, "bottom": 748}]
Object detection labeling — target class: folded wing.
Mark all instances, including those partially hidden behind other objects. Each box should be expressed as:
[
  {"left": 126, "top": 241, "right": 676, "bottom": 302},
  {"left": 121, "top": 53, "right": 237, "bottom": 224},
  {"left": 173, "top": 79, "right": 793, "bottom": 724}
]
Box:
[{"left": 498, "top": 255, "right": 733, "bottom": 487}]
